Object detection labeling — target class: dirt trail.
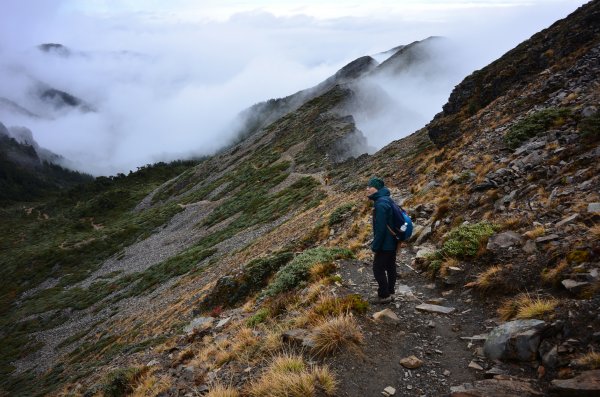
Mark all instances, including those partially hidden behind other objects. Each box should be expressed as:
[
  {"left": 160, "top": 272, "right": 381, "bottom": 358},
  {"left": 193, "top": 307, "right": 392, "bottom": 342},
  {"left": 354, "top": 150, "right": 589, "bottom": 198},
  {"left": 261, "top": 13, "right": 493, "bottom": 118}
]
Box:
[{"left": 328, "top": 248, "right": 490, "bottom": 397}]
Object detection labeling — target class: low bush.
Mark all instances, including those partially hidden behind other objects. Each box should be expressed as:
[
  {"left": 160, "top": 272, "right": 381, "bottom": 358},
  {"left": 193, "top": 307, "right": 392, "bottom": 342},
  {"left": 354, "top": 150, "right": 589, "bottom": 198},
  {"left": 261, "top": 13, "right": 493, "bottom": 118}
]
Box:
[
  {"left": 504, "top": 108, "right": 571, "bottom": 149},
  {"left": 441, "top": 222, "right": 497, "bottom": 258},
  {"left": 328, "top": 203, "right": 355, "bottom": 226},
  {"left": 262, "top": 248, "right": 353, "bottom": 297}
]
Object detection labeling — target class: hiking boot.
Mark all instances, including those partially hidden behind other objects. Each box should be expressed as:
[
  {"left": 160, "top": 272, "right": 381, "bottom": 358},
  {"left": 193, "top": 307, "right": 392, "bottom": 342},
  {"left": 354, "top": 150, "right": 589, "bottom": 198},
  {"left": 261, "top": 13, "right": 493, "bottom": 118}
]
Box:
[{"left": 369, "top": 295, "right": 393, "bottom": 304}]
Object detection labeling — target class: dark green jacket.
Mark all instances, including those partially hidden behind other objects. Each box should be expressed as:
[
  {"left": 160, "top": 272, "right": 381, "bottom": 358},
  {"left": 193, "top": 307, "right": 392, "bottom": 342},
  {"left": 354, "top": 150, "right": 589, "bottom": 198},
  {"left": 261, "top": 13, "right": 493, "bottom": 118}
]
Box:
[{"left": 368, "top": 187, "right": 398, "bottom": 252}]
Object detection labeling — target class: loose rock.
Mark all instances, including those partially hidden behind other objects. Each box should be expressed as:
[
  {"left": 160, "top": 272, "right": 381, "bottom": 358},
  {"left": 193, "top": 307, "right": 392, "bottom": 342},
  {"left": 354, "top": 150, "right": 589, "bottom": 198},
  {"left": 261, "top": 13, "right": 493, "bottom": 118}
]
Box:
[
  {"left": 415, "top": 303, "right": 456, "bottom": 314},
  {"left": 484, "top": 319, "right": 548, "bottom": 361},
  {"left": 373, "top": 308, "right": 400, "bottom": 324},
  {"left": 400, "top": 355, "right": 424, "bottom": 369}
]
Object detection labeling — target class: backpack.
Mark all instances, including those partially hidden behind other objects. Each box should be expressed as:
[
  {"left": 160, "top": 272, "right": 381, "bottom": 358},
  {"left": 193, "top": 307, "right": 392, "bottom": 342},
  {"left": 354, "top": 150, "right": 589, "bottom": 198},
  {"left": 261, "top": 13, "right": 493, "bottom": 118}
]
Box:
[{"left": 386, "top": 200, "right": 413, "bottom": 242}]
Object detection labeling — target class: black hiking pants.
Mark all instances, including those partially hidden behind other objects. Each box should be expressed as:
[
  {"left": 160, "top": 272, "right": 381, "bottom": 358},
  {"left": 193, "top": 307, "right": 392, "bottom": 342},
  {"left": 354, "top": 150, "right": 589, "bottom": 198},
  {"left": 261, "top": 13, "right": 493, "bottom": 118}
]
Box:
[{"left": 373, "top": 250, "right": 397, "bottom": 298}]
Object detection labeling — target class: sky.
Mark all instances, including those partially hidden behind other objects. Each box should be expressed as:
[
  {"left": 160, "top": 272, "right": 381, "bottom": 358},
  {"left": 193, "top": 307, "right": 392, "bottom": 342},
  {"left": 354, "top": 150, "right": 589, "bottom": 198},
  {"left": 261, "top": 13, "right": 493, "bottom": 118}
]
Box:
[{"left": 0, "top": 0, "right": 590, "bottom": 175}]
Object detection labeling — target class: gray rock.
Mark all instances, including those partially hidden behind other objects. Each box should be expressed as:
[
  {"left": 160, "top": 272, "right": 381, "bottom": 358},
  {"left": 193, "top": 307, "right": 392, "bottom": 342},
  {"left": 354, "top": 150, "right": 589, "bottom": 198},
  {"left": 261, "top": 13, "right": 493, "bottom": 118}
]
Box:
[
  {"left": 282, "top": 329, "right": 316, "bottom": 349},
  {"left": 415, "top": 225, "right": 432, "bottom": 245},
  {"left": 146, "top": 359, "right": 160, "bottom": 367},
  {"left": 487, "top": 231, "right": 523, "bottom": 251},
  {"left": 561, "top": 279, "right": 589, "bottom": 294},
  {"left": 542, "top": 345, "right": 559, "bottom": 369},
  {"left": 588, "top": 203, "right": 600, "bottom": 213},
  {"left": 581, "top": 105, "right": 598, "bottom": 118},
  {"left": 416, "top": 303, "right": 456, "bottom": 314},
  {"left": 483, "top": 319, "right": 548, "bottom": 361},
  {"left": 535, "top": 234, "right": 559, "bottom": 243},
  {"left": 184, "top": 316, "right": 214, "bottom": 334},
  {"left": 484, "top": 367, "right": 507, "bottom": 378},
  {"left": 515, "top": 140, "right": 547, "bottom": 155},
  {"left": 556, "top": 214, "right": 579, "bottom": 228},
  {"left": 550, "top": 370, "right": 600, "bottom": 396}
]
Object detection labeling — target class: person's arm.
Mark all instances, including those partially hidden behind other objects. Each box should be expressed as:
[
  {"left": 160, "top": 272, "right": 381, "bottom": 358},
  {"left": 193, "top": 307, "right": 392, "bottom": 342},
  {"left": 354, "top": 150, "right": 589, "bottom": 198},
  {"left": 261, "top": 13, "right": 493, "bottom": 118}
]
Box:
[{"left": 371, "top": 202, "right": 389, "bottom": 252}]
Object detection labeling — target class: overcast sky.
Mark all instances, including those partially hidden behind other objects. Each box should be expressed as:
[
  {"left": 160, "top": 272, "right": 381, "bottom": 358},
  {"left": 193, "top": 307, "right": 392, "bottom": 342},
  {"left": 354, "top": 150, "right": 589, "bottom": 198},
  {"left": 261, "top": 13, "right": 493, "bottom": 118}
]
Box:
[{"left": 0, "top": 0, "right": 590, "bottom": 175}]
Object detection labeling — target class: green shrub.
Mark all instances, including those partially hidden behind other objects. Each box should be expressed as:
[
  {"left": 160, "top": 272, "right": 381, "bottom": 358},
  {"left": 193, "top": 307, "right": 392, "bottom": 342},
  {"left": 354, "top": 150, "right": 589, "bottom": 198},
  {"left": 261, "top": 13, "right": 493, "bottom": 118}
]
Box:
[
  {"left": 262, "top": 247, "right": 353, "bottom": 297},
  {"left": 505, "top": 108, "right": 571, "bottom": 149},
  {"left": 328, "top": 203, "right": 355, "bottom": 226},
  {"left": 247, "top": 308, "right": 270, "bottom": 327},
  {"left": 200, "top": 252, "right": 294, "bottom": 311},
  {"left": 578, "top": 112, "right": 600, "bottom": 142},
  {"left": 441, "top": 222, "right": 497, "bottom": 258},
  {"left": 101, "top": 367, "right": 144, "bottom": 397}
]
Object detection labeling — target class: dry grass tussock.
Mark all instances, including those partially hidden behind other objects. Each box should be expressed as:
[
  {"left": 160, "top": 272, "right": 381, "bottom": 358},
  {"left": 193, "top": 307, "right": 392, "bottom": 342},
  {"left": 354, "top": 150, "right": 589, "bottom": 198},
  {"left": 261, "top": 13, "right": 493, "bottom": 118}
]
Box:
[
  {"left": 193, "top": 326, "right": 258, "bottom": 369},
  {"left": 312, "top": 314, "right": 364, "bottom": 356},
  {"left": 466, "top": 265, "right": 503, "bottom": 291},
  {"left": 131, "top": 368, "right": 172, "bottom": 397},
  {"left": 498, "top": 293, "right": 559, "bottom": 321},
  {"left": 575, "top": 351, "right": 600, "bottom": 369},
  {"left": 247, "top": 353, "right": 336, "bottom": 397},
  {"left": 541, "top": 260, "right": 569, "bottom": 285},
  {"left": 205, "top": 384, "right": 240, "bottom": 397},
  {"left": 523, "top": 226, "right": 545, "bottom": 239}
]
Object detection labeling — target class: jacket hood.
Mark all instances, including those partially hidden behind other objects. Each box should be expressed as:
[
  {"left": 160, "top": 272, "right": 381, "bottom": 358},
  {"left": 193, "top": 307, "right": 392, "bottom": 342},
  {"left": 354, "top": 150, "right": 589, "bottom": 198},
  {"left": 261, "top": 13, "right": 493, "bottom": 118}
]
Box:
[{"left": 368, "top": 187, "right": 391, "bottom": 201}]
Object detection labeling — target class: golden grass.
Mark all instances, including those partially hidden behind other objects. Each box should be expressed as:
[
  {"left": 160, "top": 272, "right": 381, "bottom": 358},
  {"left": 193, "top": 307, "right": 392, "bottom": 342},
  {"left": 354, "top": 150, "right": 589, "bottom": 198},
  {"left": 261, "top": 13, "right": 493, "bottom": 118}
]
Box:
[
  {"left": 589, "top": 224, "right": 600, "bottom": 240},
  {"left": 311, "top": 315, "right": 363, "bottom": 356},
  {"left": 523, "top": 226, "right": 545, "bottom": 240},
  {"left": 260, "top": 327, "right": 284, "bottom": 355},
  {"left": 541, "top": 260, "right": 569, "bottom": 285},
  {"left": 246, "top": 354, "right": 337, "bottom": 397},
  {"left": 131, "top": 369, "right": 172, "bottom": 397},
  {"left": 205, "top": 384, "right": 240, "bottom": 397},
  {"left": 438, "top": 257, "right": 460, "bottom": 278},
  {"left": 309, "top": 261, "right": 336, "bottom": 281},
  {"left": 575, "top": 351, "right": 600, "bottom": 369},
  {"left": 467, "top": 265, "right": 502, "bottom": 291},
  {"left": 498, "top": 294, "right": 558, "bottom": 321}
]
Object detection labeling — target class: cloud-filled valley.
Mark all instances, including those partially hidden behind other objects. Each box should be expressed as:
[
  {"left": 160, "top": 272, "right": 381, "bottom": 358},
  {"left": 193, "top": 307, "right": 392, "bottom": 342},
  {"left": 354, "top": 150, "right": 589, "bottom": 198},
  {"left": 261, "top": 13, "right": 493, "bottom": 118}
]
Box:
[{"left": 0, "top": 0, "right": 589, "bottom": 175}]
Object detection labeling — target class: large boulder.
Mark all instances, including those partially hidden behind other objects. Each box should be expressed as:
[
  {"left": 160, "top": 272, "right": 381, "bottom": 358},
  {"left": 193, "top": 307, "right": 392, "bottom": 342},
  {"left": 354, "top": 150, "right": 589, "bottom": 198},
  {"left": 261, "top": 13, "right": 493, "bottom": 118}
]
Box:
[{"left": 483, "top": 320, "right": 548, "bottom": 361}]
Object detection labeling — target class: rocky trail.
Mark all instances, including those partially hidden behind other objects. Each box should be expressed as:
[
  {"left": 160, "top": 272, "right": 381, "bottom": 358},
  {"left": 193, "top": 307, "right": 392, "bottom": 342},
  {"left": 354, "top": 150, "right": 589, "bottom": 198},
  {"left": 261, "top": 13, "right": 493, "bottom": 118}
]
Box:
[{"left": 329, "top": 247, "right": 549, "bottom": 397}]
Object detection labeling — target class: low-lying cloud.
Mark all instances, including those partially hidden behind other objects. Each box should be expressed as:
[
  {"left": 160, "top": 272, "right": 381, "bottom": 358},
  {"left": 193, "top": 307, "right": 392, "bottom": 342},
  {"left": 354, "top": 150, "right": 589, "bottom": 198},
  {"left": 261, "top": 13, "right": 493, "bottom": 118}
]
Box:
[{"left": 0, "top": 0, "right": 588, "bottom": 175}]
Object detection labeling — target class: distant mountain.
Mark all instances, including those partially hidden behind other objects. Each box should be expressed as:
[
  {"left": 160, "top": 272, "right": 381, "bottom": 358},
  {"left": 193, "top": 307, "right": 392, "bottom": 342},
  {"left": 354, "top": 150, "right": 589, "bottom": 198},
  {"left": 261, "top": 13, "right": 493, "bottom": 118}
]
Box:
[
  {"left": 229, "top": 37, "right": 442, "bottom": 147},
  {"left": 37, "top": 43, "right": 72, "bottom": 57},
  {"left": 0, "top": 122, "right": 92, "bottom": 202}
]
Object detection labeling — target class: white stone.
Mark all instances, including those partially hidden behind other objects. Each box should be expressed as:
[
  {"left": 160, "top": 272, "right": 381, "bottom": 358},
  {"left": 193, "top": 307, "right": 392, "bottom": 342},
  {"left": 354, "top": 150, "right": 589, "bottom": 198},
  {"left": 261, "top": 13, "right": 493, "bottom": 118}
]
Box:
[
  {"left": 415, "top": 303, "right": 456, "bottom": 314},
  {"left": 373, "top": 308, "right": 400, "bottom": 323},
  {"left": 216, "top": 316, "right": 231, "bottom": 328},
  {"left": 468, "top": 361, "right": 484, "bottom": 371},
  {"left": 382, "top": 386, "right": 396, "bottom": 396}
]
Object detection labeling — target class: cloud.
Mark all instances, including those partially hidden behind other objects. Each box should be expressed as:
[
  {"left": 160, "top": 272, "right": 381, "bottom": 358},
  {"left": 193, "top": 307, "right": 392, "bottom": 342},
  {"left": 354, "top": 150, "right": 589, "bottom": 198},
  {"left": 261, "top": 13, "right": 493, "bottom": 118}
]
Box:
[{"left": 0, "top": 0, "right": 589, "bottom": 175}]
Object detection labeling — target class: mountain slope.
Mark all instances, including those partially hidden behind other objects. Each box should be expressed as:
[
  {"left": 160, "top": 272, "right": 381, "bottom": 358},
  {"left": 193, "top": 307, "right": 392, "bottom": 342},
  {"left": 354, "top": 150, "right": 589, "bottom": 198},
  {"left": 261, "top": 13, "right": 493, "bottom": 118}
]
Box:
[{"left": 1, "top": 3, "right": 600, "bottom": 396}]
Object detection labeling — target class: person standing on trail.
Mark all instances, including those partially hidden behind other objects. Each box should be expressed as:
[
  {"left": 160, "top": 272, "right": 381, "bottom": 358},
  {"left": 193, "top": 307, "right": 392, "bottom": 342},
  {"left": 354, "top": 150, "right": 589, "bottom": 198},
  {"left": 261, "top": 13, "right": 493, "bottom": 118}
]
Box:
[{"left": 367, "top": 177, "right": 397, "bottom": 304}]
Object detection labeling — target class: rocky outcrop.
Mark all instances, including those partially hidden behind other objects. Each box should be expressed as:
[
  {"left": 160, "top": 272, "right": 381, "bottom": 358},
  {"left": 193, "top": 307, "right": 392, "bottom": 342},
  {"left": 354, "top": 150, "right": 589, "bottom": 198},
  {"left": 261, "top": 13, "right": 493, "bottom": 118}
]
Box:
[
  {"left": 483, "top": 320, "right": 548, "bottom": 361},
  {"left": 427, "top": 0, "right": 600, "bottom": 145}
]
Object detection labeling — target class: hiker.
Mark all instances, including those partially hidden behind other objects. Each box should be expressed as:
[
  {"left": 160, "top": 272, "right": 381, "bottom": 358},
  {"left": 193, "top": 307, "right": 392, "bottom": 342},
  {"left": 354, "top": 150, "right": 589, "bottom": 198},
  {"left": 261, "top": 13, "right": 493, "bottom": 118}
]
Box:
[{"left": 367, "top": 177, "right": 398, "bottom": 304}]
